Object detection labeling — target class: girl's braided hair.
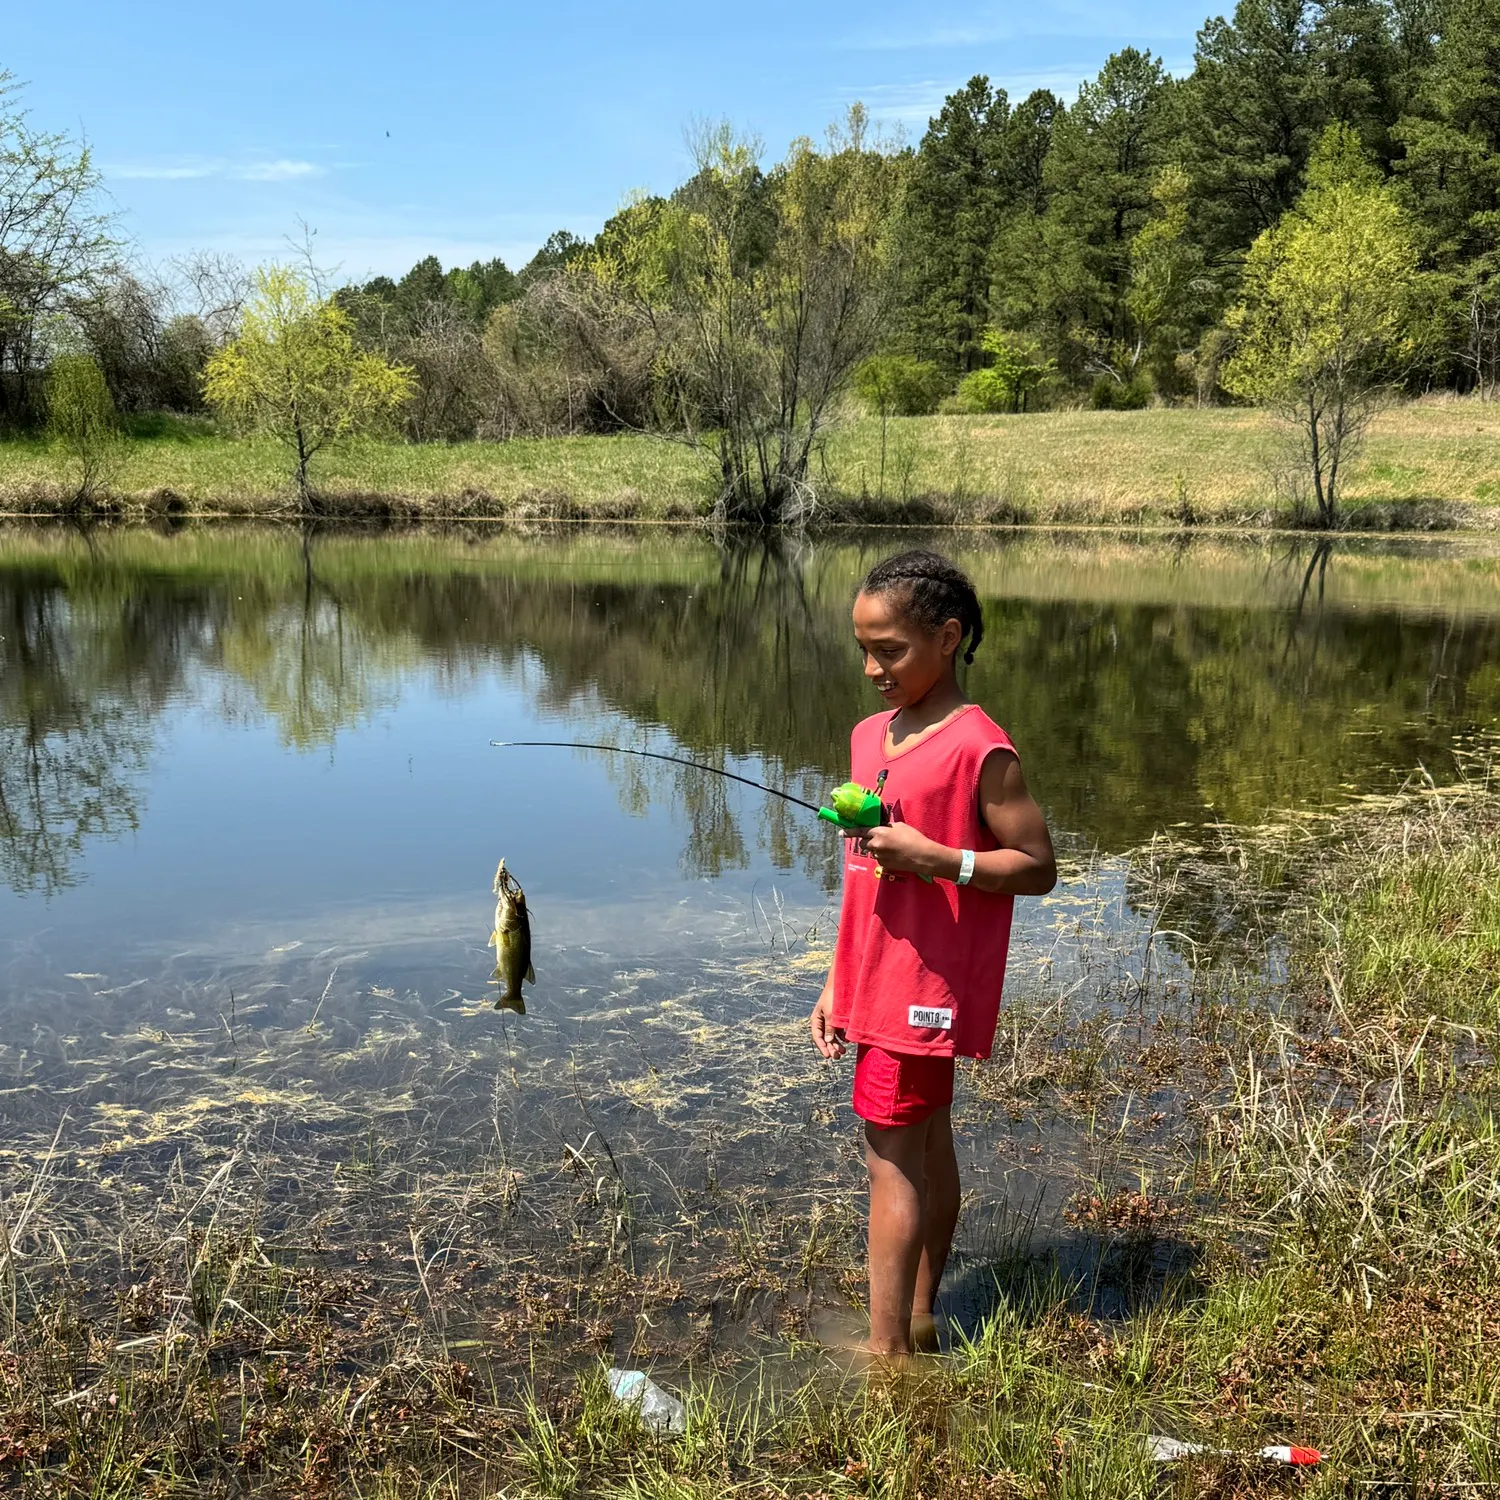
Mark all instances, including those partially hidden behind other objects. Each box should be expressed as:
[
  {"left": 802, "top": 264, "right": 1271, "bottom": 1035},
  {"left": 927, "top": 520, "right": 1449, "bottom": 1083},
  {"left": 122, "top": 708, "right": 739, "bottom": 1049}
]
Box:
[{"left": 859, "top": 549, "right": 985, "bottom": 665}]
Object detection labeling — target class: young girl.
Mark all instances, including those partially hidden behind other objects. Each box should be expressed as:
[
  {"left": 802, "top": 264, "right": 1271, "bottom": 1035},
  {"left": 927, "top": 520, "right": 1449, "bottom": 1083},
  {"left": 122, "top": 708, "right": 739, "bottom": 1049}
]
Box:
[{"left": 809, "top": 549, "right": 1057, "bottom": 1358}]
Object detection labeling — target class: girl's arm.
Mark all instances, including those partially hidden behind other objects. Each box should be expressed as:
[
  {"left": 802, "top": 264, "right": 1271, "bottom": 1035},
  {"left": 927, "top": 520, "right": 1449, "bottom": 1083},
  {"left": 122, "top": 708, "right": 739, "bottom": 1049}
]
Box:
[{"left": 858, "top": 750, "right": 1057, "bottom": 896}]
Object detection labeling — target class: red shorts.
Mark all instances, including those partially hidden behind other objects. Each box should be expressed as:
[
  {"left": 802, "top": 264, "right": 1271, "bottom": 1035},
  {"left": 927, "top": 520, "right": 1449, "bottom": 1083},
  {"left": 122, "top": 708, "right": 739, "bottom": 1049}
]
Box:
[{"left": 852, "top": 1044, "right": 955, "bottom": 1129}]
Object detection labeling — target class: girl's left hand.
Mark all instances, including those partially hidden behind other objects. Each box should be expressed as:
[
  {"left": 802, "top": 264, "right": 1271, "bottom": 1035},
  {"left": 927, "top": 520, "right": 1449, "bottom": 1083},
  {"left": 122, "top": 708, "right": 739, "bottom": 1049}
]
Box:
[{"left": 858, "top": 822, "right": 940, "bottom": 876}]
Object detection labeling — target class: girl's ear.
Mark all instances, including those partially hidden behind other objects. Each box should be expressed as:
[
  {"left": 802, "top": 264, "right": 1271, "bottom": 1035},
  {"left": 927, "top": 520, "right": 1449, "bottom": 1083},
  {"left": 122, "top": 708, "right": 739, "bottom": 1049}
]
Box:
[{"left": 938, "top": 617, "right": 963, "bottom": 659}]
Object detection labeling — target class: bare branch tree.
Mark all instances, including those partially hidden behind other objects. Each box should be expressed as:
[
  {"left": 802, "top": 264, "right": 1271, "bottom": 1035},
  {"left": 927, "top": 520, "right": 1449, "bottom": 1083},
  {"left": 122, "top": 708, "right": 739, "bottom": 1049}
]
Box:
[{"left": 0, "top": 71, "right": 119, "bottom": 426}]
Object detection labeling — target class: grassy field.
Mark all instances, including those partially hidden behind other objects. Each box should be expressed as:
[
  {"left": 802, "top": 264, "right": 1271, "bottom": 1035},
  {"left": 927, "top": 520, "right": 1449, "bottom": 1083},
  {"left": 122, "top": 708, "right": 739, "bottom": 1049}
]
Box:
[
  {"left": 3, "top": 397, "right": 1499, "bottom": 527},
  {"left": 3, "top": 755, "right": 1499, "bottom": 1495}
]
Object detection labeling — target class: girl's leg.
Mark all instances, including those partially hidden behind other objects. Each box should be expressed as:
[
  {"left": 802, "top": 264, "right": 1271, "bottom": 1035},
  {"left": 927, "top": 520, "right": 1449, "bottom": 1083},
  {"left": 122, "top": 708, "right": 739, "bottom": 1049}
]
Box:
[
  {"left": 914, "top": 1106, "right": 959, "bottom": 1321},
  {"left": 864, "top": 1116, "right": 931, "bottom": 1355}
]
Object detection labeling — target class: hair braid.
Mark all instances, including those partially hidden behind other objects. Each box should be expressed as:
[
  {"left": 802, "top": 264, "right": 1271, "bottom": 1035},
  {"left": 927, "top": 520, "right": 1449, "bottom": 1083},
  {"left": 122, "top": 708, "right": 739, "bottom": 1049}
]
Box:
[{"left": 859, "top": 549, "right": 985, "bottom": 665}]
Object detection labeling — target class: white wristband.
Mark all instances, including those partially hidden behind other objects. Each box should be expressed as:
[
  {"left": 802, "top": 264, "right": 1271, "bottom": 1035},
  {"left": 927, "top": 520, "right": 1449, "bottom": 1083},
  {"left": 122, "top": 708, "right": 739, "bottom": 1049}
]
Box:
[{"left": 957, "top": 849, "right": 975, "bottom": 886}]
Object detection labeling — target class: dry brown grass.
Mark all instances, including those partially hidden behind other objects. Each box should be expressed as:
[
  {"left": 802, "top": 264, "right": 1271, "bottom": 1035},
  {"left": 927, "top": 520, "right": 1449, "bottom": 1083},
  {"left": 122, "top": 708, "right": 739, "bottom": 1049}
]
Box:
[{"left": 823, "top": 394, "right": 1500, "bottom": 529}]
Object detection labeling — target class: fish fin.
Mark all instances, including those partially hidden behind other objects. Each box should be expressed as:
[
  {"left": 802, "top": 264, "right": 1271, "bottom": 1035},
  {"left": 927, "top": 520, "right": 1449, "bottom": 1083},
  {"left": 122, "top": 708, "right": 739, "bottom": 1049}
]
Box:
[
  {"left": 525, "top": 962, "right": 535, "bottom": 985},
  {"left": 489, "top": 965, "right": 503, "bottom": 982},
  {"left": 489, "top": 928, "right": 499, "bottom": 946}
]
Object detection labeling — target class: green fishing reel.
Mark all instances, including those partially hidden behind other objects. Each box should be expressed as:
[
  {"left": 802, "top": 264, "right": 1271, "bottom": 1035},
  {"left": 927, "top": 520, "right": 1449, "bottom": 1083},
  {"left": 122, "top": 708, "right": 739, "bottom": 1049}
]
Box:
[
  {"left": 817, "top": 778, "right": 886, "bottom": 833},
  {"left": 818, "top": 773, "right": 933, "bottom": 882}
]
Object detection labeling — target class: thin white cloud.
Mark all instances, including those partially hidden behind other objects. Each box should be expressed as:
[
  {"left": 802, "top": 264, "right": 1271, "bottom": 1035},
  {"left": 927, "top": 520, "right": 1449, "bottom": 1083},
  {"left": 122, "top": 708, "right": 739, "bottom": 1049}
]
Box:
[
  {"left": 113, "top": 160, "right": 219, "bottom": 180},
  {"left": 238, "top": 159, "right": 325, "bottom": 182},
  {"left": 846, "top": 0, "right": 1186, "bottom": 50},
  {"left": 852, "top": 66, "right": 1103, "bottom": 127},
  {"left": 858, "top": 81, "right": 955, "bottom": 126},
  {"left": 110, "top": 157, "right": 327, "bottom": 182}
]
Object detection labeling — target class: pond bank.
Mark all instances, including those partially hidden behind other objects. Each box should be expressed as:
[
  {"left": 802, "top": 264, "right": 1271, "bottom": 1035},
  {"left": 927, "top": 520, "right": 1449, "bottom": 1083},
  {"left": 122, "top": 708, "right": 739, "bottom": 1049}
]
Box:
[
  {"left": 2, "top": 758, "right": 1497, "bottom": 1495},
  {"left": 4, "top": 400, "right": 1499, "bottom": 531}
]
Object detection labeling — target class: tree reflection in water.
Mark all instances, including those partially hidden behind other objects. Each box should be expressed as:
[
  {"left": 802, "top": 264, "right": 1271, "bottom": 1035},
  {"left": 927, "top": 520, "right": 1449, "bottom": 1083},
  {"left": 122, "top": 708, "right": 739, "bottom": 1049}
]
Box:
[{"left": 0, "top": 525, "right": 1497, "bottom": 906}]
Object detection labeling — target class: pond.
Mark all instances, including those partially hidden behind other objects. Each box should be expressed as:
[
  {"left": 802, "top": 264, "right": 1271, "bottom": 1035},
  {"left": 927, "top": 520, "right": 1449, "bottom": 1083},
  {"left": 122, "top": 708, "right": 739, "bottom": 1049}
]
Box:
[{"left": 1, "top": 524, "right": 1498, "bottom": 1373}]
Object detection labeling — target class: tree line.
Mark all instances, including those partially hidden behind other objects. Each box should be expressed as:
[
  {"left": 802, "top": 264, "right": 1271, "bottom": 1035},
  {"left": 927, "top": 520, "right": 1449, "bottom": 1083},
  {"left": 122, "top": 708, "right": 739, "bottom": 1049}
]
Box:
[{"left": 4, "top": 0, "right": 1500, "bottom": 520}]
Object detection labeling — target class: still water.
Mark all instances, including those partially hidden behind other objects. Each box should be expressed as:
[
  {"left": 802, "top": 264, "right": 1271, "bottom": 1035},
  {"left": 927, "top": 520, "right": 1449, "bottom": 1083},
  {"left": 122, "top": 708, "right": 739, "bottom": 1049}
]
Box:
[{"left": 1, "top": 525, "right": 1498, "bottom": 1355}]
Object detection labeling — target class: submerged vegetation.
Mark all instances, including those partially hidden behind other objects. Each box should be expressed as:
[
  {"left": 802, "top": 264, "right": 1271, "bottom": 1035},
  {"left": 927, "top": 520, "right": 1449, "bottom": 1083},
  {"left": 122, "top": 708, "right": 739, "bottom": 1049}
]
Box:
[{"left": 2, "top": 748, "right": 1498, "bottom": 1494}]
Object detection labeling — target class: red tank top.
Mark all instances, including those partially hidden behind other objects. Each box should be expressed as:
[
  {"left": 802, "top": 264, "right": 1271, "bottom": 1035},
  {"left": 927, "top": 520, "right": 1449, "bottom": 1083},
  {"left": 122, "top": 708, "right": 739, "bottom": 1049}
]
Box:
[{"left": 830, "top": 703, "right": 1017, "bottom": 1060}]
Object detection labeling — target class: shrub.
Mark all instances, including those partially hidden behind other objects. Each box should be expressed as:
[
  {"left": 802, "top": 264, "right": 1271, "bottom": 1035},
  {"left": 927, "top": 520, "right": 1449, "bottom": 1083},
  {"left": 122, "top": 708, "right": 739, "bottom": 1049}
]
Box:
[
  {"left": 852, "top": 355, "right": 946, "bottom": 417},
  {"left": 1090, "top": 376, "right": 1151, "bottom": 410},
  {"left": 46, "top": 351, "right": 122, "bottom": 506},
  {"left": 955, "top": 366, "right": 1011, "bottom": 413},
  {"left": 954, "top": 330, "right": 1052, "bottom": 413}
]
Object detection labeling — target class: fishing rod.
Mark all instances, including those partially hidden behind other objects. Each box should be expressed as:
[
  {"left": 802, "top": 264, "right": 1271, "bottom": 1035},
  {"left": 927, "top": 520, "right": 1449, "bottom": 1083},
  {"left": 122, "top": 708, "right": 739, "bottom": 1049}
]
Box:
[
  {"left": 491, "top": 741, "right": 936, "bottom": 880},
  {"left": 490, "top": 739, "right": 827, "bottom": 816}
]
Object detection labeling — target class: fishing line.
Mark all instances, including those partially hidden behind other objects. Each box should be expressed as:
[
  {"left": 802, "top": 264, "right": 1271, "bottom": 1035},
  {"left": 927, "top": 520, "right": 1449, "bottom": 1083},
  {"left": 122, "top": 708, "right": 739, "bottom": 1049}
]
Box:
[{"left": 489, "top": 740, "right": 825, "bottom": 817}]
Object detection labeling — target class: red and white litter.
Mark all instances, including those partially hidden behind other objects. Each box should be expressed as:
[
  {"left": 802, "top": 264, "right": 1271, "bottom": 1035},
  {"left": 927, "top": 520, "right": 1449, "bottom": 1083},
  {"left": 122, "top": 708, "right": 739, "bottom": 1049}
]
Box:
[{"left": 1144, "top": 1434, "right": 1323, "bottom": 1465}]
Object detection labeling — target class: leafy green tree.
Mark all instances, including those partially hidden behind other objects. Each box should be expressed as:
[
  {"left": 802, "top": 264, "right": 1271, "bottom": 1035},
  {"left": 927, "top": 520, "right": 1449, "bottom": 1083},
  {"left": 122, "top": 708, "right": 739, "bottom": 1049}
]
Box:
[
  {"left": 586, "top": 111, "right": 905, "bottom": 523},
  {"left": 852, "top": 354, "right": 945, "bottom": 417},
  {"left": 395, "top": 254, "right": 447, "bottom": 312},
  {"left": 46, "top": 352, "right": 122, "bottom": 508},
  {"left": 955, "top": 329, "right": 1053, "bottom": 412},
  {"left": 446, "top": 258, "right": 517, "bottom": 320},
  {"left": 1127, "top": 165, "right": 1219, "bottom": 394},
  {"left": 1223, "top": 124, "right": 1430, "bottom": 524},
  {"left": 853, "top": 354, "right": 945, "bottom": 497},
  {"left": 901, "top": 77, "right": 1014, "bottom": 373},
  {"left": 203, "top": 266, "right": 414, "bottom": 508},
  {"left": 520, "top": 230, "right": 589, "bottom": 285}
]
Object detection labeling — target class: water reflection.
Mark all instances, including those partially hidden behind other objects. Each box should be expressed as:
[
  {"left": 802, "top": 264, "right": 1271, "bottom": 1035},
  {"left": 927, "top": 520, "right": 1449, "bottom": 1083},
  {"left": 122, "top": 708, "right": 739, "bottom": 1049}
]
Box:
[
  {"left": 0, "top": 560, "right": 159, "bottom": 895},
  {"left": 1, "top": 525, "right": 1497, "bottom": 902}
]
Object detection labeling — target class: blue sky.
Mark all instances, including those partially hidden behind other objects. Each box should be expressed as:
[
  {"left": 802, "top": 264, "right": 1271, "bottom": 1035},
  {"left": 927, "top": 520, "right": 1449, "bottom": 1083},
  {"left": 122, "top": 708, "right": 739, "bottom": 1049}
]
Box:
[{"left": 6, "top": 0, "right": 1212, "bottom": 284}]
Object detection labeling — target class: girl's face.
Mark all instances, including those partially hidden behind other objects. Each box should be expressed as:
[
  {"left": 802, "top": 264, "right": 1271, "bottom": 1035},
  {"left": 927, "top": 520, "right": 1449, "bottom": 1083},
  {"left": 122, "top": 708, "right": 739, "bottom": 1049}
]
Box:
[{"left": 852, "top": 589, "right": 962, "bottom": 711}]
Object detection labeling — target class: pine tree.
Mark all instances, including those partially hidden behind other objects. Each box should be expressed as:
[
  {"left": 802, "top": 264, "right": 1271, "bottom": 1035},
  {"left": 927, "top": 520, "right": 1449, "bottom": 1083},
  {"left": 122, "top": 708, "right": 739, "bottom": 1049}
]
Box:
[
  {"left": 1179, "top": 0, "right": 1322, "bottom": 262},
  {"left": 1001, "top": 89, "right": 1063, "bottom": 217},
  {"left": 901, "top": 77, "right": 1012, "bottom": 373},
  {"left": 1395, "top": 0, "right": 1500, "bottom": 391},
  {"left": 1310, "top": 0, "right": 1410, "bottom": 164},
  {"left": 1014, "top": 49, "right": 1174, "bottom": 374},
  {"left": 1395, "top": 0, "right": 1500, "bottom": 259}
]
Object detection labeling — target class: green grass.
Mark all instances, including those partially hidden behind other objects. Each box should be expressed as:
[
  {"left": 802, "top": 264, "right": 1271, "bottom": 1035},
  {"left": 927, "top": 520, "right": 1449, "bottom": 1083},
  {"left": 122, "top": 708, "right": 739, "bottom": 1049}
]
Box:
[
  {"left": 0, "top": 428, "right": 714, "bottom": 519},
  {"left": 821, "top": 397, "right": 1500, "bottom": 526},
  {"left": 4, "top": 395, "right": 1500, "bottom": 527},
  {"left": 1314, "top": 777, "right": 1500, "bottom": 1029}
]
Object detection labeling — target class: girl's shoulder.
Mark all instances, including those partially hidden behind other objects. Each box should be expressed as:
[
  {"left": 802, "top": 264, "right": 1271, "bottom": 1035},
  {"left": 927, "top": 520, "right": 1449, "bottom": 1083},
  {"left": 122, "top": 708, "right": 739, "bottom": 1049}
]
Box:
[{"left": 963, "top": 705, "right": 1016, "bottom": 755}]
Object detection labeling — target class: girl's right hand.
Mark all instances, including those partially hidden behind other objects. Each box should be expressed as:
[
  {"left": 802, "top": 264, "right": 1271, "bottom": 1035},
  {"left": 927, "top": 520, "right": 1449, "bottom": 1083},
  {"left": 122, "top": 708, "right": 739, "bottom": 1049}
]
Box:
[{"left": 809, "top": 991, "right": 847, "bottom": 1059}]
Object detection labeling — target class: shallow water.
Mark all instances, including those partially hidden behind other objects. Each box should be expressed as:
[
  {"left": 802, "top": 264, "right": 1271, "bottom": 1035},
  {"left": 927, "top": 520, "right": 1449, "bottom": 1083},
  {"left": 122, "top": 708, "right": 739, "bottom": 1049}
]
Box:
[{"left": 1, "top": 524, "right": 1497, "bottom": 1361}]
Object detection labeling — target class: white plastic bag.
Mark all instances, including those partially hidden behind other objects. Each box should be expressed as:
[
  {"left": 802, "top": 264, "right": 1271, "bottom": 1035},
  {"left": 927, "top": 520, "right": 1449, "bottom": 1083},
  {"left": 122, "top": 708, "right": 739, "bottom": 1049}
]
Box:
[{"left": 606, "top": 1368, "right": 686, "bottom": 1435}]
